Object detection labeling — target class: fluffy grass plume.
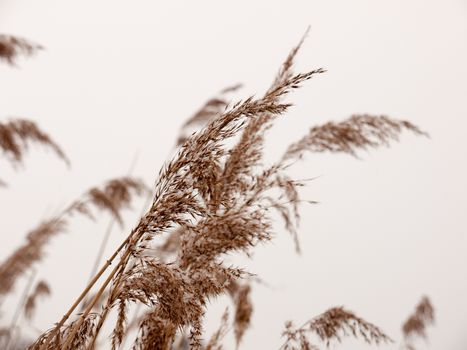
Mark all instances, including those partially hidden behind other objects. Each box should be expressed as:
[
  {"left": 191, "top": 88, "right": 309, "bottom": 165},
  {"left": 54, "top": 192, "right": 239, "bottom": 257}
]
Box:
[
  {"left": 281, "top": 307, "right": 392, "bottom": 350},
  {"left": 0, "top": 118, "right": 69, "bottom": 171},
  {"left": 401, "top": 296, "right": 435, "bottom": 350},
  {"left": 0, "top": 35, "right": 42, "bottom": 65},
  {"left": 27, "top": 32, "right": 425, "bottom": 350},
  {"left": 24, "top": 280, "right": 51, "bottom": 320}
]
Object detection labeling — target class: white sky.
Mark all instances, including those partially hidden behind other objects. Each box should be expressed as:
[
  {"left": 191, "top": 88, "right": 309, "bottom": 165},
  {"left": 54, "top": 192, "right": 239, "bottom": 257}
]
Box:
[{"left": 1, "top": 1, "right": 467, "bottom": 349}]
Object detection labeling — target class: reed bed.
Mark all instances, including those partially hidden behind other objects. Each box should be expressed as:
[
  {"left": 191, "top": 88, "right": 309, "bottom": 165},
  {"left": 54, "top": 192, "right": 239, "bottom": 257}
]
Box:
[{"left": 0, "top": 30, "right": 433, "bottom": 350}]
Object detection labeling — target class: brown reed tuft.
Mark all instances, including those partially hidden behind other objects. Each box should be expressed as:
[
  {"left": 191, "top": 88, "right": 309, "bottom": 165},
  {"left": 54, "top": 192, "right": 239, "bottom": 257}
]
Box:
[
  {"left": 0, "top": 35, "right": 42, "bottom": 65},
  {"left": 67, "top": 177, "right": 149, "bottom": 226},
  {"left": 281, "top": 307, "right": 392, "bottom": 350},
  {"left": 0, "top": 219, "right": 66, "bottom": 299},
  {"left": 282, "top": 114, "right": 427, "bottom": 162},
  {"left": 0, "top": 118, "right": 69, "bottom": 167},
  {"left": 401, "top": 296, "right": 434, "bottom": 350},
  {"left": 0, "top": 177, "right": 147, "bottom": 299},
  {"left": 35, "top": 63, "right": 324, "bottom": 350},
  {"left": 28, "top": 32, "right": 425, "bottom": 350}
]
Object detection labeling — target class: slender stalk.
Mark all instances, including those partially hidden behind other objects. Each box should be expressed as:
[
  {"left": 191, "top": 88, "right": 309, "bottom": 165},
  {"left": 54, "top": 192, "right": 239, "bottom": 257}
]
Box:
[
  {"left": 87, "top": 220, "right": 115, "bottom": 284},
  {"left": 5, "top": 269, "right": 36, "bottom": 350},
  {"left": 79, "top": 220, "right": 115, "bottom": 312}
]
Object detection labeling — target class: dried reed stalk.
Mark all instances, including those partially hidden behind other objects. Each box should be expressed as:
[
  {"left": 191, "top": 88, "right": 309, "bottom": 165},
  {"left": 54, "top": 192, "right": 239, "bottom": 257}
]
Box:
[
  {"left": 30, "top": 32, "right": 425, "bottom": 350},
  {"left": 35, "top": 67, "right": 322, "bottom": 350}
]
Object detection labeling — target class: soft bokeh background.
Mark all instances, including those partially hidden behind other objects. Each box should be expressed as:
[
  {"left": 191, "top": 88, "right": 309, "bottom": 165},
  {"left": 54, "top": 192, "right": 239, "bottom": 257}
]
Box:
[{"left": 1, "top": 0, "right": 466, "bottom": 349}]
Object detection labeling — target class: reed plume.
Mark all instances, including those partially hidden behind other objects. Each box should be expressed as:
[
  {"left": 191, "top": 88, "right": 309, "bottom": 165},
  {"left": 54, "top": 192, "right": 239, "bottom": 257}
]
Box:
[
  {"left": 24, "top": 280, "right": 51, "bottom": 320},
  {"left": 204, "top": 308, "right": 229, "bottom": 350},
  {"left": 401, "top": 296, "right": 435, "bottom": 350},
  {"left": 28, "top": 32, "right": 425, "bottom": 350},
  {"left": 281, "top": 307, "right": 392, "bottom": 350},
  {"left": 282, "top": 114, "right": 427, "bottom": 161},
  {"left": 0, "top": 118, "right": 69, "bottom": 185},
  {"left": 177, "top": 84, "right": 242, "bottom": 146},
  {"left": 0, "top": 35, "right": 42, "bottom": 65},
  {"left": 0, "top": 118, "right": 68, "bottom": 164},
  {"left": 226, "top": 281, "right": 252, "bottom": 347}
]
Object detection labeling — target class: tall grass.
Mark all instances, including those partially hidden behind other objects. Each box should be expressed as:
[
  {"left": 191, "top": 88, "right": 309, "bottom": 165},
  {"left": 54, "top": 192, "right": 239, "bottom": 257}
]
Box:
[{"left": 0, "top": 31, "right": 433, "bottom": 350}]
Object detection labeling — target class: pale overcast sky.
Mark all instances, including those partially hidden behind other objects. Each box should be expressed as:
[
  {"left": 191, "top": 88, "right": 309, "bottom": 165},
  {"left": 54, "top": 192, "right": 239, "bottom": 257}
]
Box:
[{"left": 1, "top": 1, "right": 467, "bottom": 349}]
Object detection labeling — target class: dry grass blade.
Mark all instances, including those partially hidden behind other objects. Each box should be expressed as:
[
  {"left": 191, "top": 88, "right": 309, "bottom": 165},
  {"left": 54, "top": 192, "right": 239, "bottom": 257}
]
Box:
[
  {"left": 281, "top": 307, "right": 392, "bottom": 349},
  {"left": 401, "top": 296, "right": 434, "bottom": 349},
  {"left": 0, "top": 34, "right": 42, "bottom": 65},
  {"left": 0, "top": 118, "right": 69, "bottom": 167},
  {"left": 24, "top": 280, "right": 51, "bottom": 320},
  {"left": 282, "top": 114, "right": 427, "bottom": 161}
]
